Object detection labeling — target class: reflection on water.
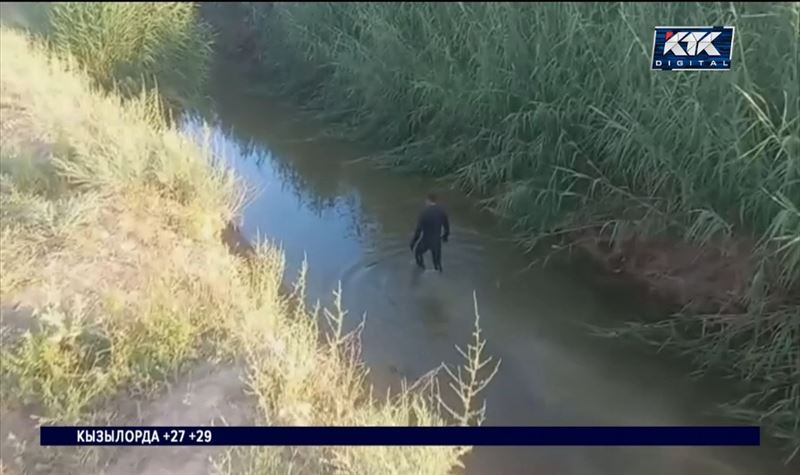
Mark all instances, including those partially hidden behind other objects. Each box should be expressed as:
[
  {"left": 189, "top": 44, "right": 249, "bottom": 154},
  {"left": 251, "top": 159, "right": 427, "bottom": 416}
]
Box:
[
  {"left": 176, "top": 78, "right": 797, "bottom": 475},
  {"left": 182, "top": 115, "right": 356, "bottom": 220}
]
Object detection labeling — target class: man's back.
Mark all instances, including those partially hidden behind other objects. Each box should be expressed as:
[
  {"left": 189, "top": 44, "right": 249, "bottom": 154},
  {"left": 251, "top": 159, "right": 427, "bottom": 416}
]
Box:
[
  {"left": 417, "top": 204, "right": 449, "bottom": 243},
  {"left": 410, "top": 193, "right": 450, "bottom": 272}
]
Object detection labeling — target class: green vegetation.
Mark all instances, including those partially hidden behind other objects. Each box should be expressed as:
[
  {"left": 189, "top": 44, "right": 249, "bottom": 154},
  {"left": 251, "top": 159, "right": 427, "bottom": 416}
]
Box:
[
  {"left": 207, "top": 2, "right": 800, "bottom": 458},
  {"left": 1, "top": 0, "right": 797, "bottom": 468},
  {"left": 0, "top": 28, "right": 494, "bottom": 474},
  {"left": 1, "top": 2, "right": 214, "bottom": 107}
]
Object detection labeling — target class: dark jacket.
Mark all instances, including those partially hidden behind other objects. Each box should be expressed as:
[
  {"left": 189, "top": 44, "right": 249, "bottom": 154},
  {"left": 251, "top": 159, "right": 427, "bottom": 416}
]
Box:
[{"left": 410, "top": 204, "right": 450, "bottom": 248}]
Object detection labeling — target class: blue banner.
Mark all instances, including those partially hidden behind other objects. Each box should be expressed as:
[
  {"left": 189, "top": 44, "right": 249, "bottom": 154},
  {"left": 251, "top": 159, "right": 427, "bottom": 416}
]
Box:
[{"left": 40, "top": 426, "right": 760, "bottom": 446}]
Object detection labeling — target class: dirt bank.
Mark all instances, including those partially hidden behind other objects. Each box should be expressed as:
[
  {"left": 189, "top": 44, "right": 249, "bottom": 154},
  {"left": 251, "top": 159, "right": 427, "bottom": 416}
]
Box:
[
  {"left": 573, "top": 228, "right": 798, "bottom": 316},
  {"left": 576, "top": 233, "right": 754, "bottom": 314}
]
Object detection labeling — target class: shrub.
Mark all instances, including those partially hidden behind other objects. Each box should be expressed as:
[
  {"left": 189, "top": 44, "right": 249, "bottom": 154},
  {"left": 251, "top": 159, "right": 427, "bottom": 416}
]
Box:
[{"left": 48, "top": 2, "right": 214, "bottom": 106}]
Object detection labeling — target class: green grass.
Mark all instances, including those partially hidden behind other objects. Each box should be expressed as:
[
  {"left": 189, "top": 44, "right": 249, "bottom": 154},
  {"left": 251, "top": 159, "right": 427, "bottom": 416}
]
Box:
[
  {"left": 2, "top": 2, "right": 214, "bottom": 108},
  {"left": 207, "top": 1, "right": 800, "bottom": 459},
  {"left": 0, "top": 23, "right": 243, "bottom": 426}
]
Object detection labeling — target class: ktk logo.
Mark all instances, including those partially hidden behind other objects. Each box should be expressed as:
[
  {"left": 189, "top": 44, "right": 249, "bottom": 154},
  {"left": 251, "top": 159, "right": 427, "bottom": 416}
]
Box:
[
  {"left": 662, "top": 31, "right": 721, "bottom": 56},
  {"left": 651, "top": 26, "right": 735, "bottom": 71}
]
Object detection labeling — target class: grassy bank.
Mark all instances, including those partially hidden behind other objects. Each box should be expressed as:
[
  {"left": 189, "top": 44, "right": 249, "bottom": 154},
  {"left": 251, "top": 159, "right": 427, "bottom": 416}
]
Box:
[
  {"left": 0, "top": 2, "right": 213, "bottom": 108},
  {"left": 205, "top": 2, "right": 800, "bottom": 458},
  {"left": 0, "top": 28, "right": 495, "bottom": 474}
]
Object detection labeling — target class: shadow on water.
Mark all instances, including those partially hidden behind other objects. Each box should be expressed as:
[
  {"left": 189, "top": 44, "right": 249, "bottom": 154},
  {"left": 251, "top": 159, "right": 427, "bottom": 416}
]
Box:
[{"left": 177, "top": 64, "right": 798, "bottom": 475}]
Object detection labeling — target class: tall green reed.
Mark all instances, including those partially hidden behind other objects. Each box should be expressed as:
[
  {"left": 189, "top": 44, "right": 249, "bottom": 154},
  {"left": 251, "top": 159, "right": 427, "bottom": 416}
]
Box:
[{"left": 47, "top": 2, "right": 213, "bottom": 107}]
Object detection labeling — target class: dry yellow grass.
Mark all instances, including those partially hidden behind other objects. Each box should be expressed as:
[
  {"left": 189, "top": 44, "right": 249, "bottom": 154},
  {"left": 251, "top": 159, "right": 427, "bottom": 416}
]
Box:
[{"left": 0, "top": 28, "right": 496, "bottom": 474}]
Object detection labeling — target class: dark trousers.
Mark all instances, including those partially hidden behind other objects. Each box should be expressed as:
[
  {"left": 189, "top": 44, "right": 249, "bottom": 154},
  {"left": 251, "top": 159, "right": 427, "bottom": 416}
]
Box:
[{"left": 414, "top": 239, "right": 442, "bottom": 271}]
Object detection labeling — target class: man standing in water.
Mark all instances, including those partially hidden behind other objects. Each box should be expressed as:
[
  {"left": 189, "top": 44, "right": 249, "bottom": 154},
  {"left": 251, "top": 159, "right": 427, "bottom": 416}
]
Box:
[{"left": 410, "top": 191, "right": 450, "bottom": 272}]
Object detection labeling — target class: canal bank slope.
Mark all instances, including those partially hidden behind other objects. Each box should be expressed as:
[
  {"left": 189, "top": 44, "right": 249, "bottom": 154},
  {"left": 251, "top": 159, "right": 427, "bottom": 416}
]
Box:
[{"left": 0, "top": 28, "right": 489, "bottom": 475}]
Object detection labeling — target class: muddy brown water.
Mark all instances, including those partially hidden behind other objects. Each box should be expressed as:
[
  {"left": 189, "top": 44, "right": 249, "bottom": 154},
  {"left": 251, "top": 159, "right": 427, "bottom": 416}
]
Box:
[{"left": 178, "top": 73, "right": 797, "bottom": 475}]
